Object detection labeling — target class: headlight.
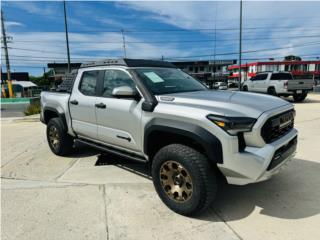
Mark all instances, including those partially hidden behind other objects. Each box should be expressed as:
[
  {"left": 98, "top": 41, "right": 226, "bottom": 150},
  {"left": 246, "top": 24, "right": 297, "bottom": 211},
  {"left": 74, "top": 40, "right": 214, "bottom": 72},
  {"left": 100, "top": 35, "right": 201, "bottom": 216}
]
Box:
[{"left": 207, "top": 114, "right": 256, "bottom": 135}]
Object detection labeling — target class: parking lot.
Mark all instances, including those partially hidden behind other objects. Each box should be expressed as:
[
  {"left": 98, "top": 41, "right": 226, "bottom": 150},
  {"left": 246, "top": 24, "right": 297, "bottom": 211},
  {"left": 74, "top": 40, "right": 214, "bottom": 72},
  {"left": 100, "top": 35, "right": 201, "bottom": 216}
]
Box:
[{"left": 1, "top": 94, "right": 320, "bottom": 240}]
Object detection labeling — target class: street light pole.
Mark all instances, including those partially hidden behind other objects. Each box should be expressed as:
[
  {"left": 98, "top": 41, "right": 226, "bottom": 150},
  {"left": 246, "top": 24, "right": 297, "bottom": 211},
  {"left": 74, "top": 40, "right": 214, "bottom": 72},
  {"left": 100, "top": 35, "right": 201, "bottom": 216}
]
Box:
[
  {"left": 63, "top": 0, "right": 71, "bottom": 73},
  {"left": 238, "top": 0, "right": 243, "bottom": 91}
]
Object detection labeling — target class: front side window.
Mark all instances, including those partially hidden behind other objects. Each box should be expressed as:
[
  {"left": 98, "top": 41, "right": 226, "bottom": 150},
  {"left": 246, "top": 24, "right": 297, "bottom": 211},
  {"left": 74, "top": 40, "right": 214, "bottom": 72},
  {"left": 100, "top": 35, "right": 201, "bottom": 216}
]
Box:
[
  {"left": 79, "top": 70, "right": 99, "bottom": 96},
  {"left": 134, "top": 68, "right": 207, "bottom": 95},
  {"left": 255, "top": 74, "right": 268, "bottom": 80},
  {"left": 102, "top": 69, "right": 135, "bottom": 97}
]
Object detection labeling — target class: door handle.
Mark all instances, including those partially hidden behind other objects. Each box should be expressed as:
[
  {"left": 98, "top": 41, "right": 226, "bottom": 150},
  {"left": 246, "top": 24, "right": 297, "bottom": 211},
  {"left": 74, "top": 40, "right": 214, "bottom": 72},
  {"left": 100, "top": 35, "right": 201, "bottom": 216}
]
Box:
[
  {"left": 70, "top": 100, "right": 78, "bottom": 105},
  {"left": 95, "top": 103, "right": 106, "bottom": 109}
]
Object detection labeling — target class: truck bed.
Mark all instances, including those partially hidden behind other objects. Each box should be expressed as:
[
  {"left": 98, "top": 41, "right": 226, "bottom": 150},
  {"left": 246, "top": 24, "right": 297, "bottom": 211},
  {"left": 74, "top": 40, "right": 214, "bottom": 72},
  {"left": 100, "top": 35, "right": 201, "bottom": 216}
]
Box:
[
  {"left": 288, "top": 79, "right": 313, "bottom": 91},
  {"left": 40, "top": 91, "right": 71, "bottom": 123}
]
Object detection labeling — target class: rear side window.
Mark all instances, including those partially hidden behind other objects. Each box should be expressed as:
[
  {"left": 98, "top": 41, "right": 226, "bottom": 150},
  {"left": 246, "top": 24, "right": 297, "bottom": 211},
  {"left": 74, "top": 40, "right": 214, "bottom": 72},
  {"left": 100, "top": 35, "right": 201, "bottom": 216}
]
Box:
[
  {"left": 79, "top": 71, "right": 99, "bottom": 96},
  {"left": 271, "top": 73, "right": 293, "bottom": 80}
]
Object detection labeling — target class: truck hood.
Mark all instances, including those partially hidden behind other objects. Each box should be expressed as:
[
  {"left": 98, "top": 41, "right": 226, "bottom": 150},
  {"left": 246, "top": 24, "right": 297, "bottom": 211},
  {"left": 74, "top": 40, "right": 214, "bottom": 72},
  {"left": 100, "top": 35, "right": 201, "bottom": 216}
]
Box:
[{"left": 158, "top": 90, "right": 292, "bottom": 118}]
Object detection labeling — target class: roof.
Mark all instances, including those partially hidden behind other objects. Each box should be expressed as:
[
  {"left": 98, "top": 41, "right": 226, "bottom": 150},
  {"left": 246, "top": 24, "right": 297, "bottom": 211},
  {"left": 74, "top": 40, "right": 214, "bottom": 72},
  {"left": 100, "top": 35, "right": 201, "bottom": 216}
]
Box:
[
  {"left": 1, "top": 72, "right": 29, "bottom": 81},
  {"left": 11, "top": 80, "right": 37, "bottom": 88},
  {"left": 80, "top": 58, "right": 176, "bottom": 68}
]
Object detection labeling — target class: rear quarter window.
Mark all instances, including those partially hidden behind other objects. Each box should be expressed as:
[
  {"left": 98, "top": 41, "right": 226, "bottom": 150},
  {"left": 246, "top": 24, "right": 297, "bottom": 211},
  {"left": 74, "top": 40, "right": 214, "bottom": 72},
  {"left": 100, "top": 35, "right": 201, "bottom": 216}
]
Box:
[
  {"left": 271, "top": 73, "right": 293, "bottom": 80},
  {"left": 79, "top": 70, "right": 99, "bottom": 96}
]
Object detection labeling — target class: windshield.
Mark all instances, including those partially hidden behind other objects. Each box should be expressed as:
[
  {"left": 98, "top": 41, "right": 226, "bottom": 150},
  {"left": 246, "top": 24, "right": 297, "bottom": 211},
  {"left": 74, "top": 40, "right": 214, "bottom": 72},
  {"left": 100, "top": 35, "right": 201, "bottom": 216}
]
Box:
[{"left": 134, "top": 68, "right": 207, "bottom": 95}]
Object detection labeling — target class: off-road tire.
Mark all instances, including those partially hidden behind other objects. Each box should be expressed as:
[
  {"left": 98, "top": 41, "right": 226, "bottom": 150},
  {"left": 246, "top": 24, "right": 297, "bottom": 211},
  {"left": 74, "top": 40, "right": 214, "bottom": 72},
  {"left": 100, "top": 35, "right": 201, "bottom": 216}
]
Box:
[
  {"left": 267, "top": 87, "right": 277, "bottom": 96},
  {"left": 293, "top": 93, "right": 307, "bottom": 102},
  {"left": 47, "top": 117, "right": 74, "bottom": 156},
  {"left": 152, "top": 144, "right": 217, "bottom": 216}
]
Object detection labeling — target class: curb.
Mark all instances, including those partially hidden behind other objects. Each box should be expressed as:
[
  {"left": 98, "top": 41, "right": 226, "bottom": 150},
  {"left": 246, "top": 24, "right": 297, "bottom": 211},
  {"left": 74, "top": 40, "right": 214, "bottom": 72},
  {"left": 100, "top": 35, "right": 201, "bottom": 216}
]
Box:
[{"left": 1, "top": 114, "right": 40, "bottom": 123}]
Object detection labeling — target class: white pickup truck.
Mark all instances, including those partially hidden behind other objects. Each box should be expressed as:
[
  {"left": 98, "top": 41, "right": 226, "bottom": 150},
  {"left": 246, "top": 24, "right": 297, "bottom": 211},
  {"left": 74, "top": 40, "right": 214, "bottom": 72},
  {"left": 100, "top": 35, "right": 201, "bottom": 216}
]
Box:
[
  {"left": 40, "top": 59, "right": 298, "bottom": 215},
  {"left": 242, "top": 71, "right": 313, "bottom": 102}
]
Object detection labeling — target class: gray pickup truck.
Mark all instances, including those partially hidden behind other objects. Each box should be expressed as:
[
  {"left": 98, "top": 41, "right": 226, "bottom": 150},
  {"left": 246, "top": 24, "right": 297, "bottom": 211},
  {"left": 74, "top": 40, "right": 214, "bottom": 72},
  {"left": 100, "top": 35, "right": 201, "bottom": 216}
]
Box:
[{"left": 41, "top": 59, "right": 298, "bottom": 215}]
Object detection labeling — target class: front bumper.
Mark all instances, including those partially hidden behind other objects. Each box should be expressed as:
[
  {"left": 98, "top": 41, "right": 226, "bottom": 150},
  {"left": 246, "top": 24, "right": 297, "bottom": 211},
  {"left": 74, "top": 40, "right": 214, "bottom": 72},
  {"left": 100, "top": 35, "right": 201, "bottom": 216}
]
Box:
[{"left": 218, "top": 128, "right": 298, "bottom": 185}]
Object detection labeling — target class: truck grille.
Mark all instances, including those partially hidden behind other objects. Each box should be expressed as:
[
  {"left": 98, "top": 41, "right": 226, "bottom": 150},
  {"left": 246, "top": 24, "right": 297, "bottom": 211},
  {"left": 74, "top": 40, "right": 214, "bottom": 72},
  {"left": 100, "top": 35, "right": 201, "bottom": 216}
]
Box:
[{"left": 261, "top": 110, "right": 295, "bottom": 143}]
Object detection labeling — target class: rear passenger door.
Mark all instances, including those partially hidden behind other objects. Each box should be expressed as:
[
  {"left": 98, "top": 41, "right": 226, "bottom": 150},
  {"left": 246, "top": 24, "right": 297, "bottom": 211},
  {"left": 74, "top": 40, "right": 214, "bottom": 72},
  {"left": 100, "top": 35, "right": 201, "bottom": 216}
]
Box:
[
  {"left": 69, "top": 70, "right": 101, "bottom": 140},
  {"left": 95, "top": 69, "right": 143, "bottom": 153},
  {"left": 255, "top": 73, "right": 268, "bottom": 92}
]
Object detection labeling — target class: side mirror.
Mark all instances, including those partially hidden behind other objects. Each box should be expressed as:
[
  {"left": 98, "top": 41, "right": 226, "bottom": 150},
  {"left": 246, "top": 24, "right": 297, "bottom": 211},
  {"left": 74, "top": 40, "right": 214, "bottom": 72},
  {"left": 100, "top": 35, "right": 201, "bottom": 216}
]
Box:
[{"left": 112, "top": 86, "right": 139, "bottom": 99}]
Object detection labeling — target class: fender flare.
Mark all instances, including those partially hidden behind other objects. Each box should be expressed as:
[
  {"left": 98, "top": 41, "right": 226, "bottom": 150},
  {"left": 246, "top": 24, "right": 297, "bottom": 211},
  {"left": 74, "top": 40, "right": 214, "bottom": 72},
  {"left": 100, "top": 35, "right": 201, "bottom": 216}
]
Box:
[
  {"left": 144, "top": 118, "right": 223, "bottom": 164},
  {"left": 43, "top": 107, "right": 68, "bottom": 132}
]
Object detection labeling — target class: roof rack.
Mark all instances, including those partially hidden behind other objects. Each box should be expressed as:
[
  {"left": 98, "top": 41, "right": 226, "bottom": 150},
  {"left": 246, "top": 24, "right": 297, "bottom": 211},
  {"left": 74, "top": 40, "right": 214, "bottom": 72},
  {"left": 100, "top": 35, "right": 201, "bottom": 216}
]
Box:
[
  {"left": 80, "top": 58, "right": 176, "bottom": 69},
  {"left": 80, "top": 59, "right": 126, "bottom": 68}
]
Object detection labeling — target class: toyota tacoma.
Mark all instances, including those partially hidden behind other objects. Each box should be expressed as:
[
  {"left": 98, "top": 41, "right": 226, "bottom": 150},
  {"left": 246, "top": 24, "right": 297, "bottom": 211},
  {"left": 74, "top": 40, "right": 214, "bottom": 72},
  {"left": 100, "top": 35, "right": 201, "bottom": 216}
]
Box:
[{"left": 41, "top": 59, "right": 297, "bottom": 216}]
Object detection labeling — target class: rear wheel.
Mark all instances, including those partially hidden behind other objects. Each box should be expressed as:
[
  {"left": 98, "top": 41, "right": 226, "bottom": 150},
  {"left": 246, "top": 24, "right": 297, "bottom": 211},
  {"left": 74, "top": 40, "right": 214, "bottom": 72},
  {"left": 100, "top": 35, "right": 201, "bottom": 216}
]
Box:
[
  {"left": 267, "top": 87, "right": 277, "bottom": 96},
  {"left": 152, "top": 144, "right": 217, "bottom": 216},
  {"left": 47, "top": 117, "right": 74, "bottom": 156},
  {"left": 293, "top": 93, "right": 307, "bottom": 102}
]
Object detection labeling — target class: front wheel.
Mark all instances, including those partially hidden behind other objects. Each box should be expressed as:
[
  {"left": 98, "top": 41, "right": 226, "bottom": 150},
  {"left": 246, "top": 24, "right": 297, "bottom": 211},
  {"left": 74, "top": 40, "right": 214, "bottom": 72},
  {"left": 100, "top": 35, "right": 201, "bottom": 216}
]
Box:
[
  {"left": 47, "top": 117, "right": 74, "bottom": 156},
  {"left": 152, "top": 144, "right": 217, "bottom": 216},
  {"left": 293, "top": 93, "right": 307, "bottom": 102}
]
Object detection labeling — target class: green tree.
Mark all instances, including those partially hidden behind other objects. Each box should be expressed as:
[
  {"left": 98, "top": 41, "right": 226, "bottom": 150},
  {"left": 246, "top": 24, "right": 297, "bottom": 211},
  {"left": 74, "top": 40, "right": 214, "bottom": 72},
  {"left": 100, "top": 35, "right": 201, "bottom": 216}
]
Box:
[{"left": 30, "top": 72, "right": 50, "bottom": 87}]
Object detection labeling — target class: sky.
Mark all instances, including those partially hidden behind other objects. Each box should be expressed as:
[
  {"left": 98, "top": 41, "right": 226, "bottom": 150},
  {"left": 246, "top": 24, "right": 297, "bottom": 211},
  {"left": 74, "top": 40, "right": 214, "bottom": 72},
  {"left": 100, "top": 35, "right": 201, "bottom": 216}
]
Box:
[{"left": 1, "top": 0, "right": 320, "bottom": 76}]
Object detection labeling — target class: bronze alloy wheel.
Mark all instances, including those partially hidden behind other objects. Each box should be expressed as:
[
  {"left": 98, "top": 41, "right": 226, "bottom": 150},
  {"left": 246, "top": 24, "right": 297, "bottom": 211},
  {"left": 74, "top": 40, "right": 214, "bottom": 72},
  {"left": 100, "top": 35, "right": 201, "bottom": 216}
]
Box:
[
  {"left": 48, "top": 125, "right": 60, "bottom": 150},
  {"left": 159, "top": 160, "right": 193, "bottom": 202}
]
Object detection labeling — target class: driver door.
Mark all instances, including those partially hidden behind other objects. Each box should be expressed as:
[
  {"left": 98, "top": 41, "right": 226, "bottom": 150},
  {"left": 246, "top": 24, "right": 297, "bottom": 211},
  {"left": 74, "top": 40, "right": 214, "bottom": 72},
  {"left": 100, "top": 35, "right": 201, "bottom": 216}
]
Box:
[{"left": 95, "top": 69, "right": 142, "bottom": 152}]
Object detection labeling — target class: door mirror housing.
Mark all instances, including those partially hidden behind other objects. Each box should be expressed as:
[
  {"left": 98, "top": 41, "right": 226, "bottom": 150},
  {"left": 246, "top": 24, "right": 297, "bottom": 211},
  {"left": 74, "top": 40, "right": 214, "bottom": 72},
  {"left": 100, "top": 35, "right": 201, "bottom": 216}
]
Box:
[{"left": 112, "top": 86, "right": 139, "bottom": 99}]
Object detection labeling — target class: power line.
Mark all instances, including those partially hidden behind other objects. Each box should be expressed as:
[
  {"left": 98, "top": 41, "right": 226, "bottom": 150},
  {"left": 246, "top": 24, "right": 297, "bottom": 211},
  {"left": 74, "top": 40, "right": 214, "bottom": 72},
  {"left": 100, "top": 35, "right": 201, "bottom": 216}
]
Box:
[
  {"left": 6, "top": 41, "right": 320, "bottom": 62},
  {"left": 165, "top": 41, "right": 320, "bottom": 59},
  {"left": 6, "top": 47, "right": 63, "bottom": 54},
  {"left": 7, "top": 25, "right": 320, "bottom": 34},
  {"left": 9, "top": 54, "right": 320, "bottom": 66},
  {"left": 9, "top": 34, "right": 320, "bottom": 45}
]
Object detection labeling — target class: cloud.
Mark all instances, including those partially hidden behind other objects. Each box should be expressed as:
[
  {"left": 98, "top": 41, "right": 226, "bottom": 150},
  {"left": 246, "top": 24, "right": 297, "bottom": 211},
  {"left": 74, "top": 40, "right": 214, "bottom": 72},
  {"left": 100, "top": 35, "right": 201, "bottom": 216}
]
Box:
[
  {"left": 118, "top": 1, "right": 320, "bottom": 59},
  {"left": 5, "top": 21, "right": 24, "bottom": 28},
  {"left": 7, "top": 1, "right": 59, "bottom": 16},
  {"left": 3, "top": 1, "right": 320, "bottom": 76}
]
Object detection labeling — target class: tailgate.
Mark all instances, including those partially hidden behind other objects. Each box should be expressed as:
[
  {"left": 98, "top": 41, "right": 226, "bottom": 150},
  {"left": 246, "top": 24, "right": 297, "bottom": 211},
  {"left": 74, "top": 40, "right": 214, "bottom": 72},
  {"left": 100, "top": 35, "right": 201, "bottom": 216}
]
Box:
[{"left": 288, "top": 79, "right": 313, "bottom": 91}]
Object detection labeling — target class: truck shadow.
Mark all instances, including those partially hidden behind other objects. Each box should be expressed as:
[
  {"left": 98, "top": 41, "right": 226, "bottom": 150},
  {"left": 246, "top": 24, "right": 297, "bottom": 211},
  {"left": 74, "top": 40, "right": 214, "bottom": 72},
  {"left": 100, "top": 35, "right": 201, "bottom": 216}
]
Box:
[
  {"left": 95, "top": 154, "right": 320, "bottom": 221},
  {"left": 201, "top": 158, "right": 320, "bottom": 221},
  {"left": 286, "top": 96, "right": 320, "bottom": 104}
]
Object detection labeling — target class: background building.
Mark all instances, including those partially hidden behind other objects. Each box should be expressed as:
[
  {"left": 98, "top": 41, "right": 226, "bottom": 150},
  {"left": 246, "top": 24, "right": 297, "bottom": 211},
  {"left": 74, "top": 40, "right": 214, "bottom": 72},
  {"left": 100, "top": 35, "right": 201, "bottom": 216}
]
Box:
[
  {"left": 1, "top": 72, "right": 30, "bottom": 83},
  {"left": 228, "top": 60, "right": 320, "bottom": 82},
  {"left": 172, "top": 60, "right": 237, "bottom": 85}
]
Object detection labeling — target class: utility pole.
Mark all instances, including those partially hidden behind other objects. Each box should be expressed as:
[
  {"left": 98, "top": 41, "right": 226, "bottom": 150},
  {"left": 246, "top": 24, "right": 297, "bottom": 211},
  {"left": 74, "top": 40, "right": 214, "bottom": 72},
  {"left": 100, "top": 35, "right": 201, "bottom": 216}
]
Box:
[
  {"left": 1, "top": 10, "right": 14, "bottom": 98},
  {"left": 63, "top": 0, "right": 71, "bottom": 73},
  {"left": 212, "top": 2, "right": 218, "bottom": 85},
  {"left": 121, "top": 29, "right": 127, "bottom": 58},
  {"left": 238, "top": 0, "right": 243, "bottom": 91}
]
